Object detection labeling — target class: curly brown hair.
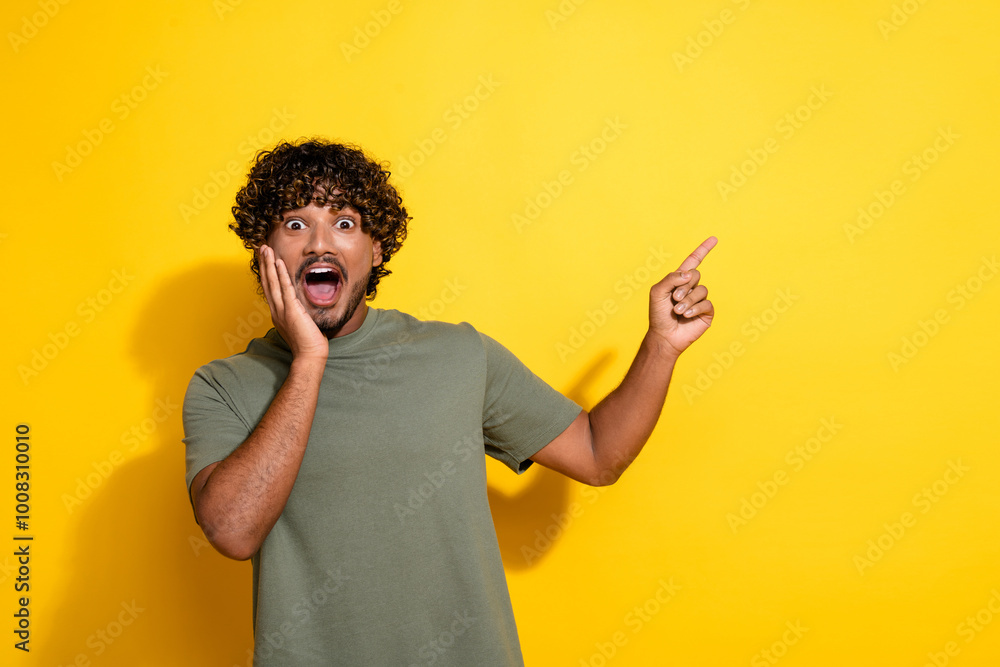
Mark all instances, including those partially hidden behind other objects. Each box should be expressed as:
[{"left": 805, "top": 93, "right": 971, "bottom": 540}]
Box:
[{"left": 230, "top": 138, "right": 410, "bottom": 300}]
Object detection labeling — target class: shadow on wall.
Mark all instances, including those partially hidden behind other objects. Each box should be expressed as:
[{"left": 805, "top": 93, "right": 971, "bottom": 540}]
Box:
[
  {"left": 488, "top": 351, "right": 616, "bottom": 571},
  {"left": 40, "top": 261, "right": 617, "bottom": 664},
  {"left": 40, "top": 263, "right": 264, "bottom": 666}
]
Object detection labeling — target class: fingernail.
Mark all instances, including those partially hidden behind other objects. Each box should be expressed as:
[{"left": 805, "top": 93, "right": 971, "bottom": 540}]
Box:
[
  {"left": 675, "top": 303, "right": 686, "bottom": 312},
  {"left": 684, "top": 309, "right": 694, "bottom": 317}
]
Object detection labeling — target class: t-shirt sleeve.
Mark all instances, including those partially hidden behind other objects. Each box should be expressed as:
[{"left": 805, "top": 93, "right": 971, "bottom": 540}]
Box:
[
  {"left": 478, "top": 331, "right": 583, "bottom": 474},
  {"left": 181, "top": 365, "right": 254, "bottom": 517}
]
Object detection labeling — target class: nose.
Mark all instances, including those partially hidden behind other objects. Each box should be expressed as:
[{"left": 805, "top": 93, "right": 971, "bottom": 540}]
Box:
[{"left": 303, "top": 221, "right": 338, "bottom": 257}]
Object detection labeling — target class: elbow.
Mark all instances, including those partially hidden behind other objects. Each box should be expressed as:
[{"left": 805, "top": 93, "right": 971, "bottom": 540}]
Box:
[
  {"left": 196, "top": 507, "right": 259, "bottom": 561},
  {"left": 213, "top": 537, "right": 257, "bottom": 562},
  {"left": 588, "top": 466, "right": 622, "bottom": 487},
  {"left": 588, "top": 450, "right": 637, "bottom": 487}
]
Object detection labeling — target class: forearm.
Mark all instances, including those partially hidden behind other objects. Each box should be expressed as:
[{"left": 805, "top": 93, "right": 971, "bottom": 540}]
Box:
[
  {"left": 196, "top": 357, "right": 325, "bottom": 559},
  {"left": 588, "top": 330, "right": 679, "bottom": 483}
]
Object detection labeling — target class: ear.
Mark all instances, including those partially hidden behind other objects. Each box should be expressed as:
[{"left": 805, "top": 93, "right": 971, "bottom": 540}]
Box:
[{"left": 371, "top": 239, "right": 383, "bottom": 267}]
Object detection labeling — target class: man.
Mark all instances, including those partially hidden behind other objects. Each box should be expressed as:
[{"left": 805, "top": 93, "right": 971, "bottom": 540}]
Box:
[{"left": 182, "top": 138, "right": 716, "bottom": 665}]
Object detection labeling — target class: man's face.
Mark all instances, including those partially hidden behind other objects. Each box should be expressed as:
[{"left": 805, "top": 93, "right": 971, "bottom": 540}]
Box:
[{"left": 264, "top": 200, "right": 382, "bottom": 338}]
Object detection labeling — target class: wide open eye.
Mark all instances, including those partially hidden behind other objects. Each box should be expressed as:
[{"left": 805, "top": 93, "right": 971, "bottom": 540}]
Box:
[
  {"left": 285, "top": 219, "right": 305, "bottom": 231},
  {"left": 336, "top": 217, "right": 355, "bottom": 230}
]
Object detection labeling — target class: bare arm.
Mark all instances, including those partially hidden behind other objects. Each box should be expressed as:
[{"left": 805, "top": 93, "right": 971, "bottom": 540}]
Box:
[
  {"left": 191, "top": 245, "right": 329, "bottom": 560},
  {"left": 191, "top": 356, "right": 325, "bottom": 559},
  {"left": 531, "top": 237, "right": 717, "bottom": 486}
]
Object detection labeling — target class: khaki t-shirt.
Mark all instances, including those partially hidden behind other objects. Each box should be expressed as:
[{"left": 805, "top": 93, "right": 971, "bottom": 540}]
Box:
[{"left": 182, "top": 307, "right": 582, "bottom": 665}]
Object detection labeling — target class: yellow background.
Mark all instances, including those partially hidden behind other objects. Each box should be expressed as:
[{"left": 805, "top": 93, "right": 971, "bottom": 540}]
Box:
[{"left": 3, "top": 0, "right": 999, "bottom": 665}]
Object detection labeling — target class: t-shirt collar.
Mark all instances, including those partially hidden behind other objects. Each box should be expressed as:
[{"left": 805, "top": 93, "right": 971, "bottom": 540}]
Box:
[{"left": 264, "top": 306, "right": 381, "bottom": 355}]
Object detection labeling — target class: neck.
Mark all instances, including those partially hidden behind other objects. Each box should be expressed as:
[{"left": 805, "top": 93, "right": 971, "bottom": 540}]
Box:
[{"left": 328, "top": 301, "right": 368, "bottom": 338}]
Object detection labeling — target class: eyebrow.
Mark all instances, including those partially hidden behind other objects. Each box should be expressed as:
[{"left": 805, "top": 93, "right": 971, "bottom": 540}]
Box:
[{"left": 281, "top": 206, "right": 359, "bottom": 219}]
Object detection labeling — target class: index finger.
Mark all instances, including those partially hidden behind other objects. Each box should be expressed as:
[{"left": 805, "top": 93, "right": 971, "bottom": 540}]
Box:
[{"left": 677, "top": 236, "right": 718, "bottom": 272}]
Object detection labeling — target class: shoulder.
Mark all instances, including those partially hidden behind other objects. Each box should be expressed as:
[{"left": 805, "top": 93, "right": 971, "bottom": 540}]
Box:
[
  {"left": 185, "top": 332, "right": 290, "bottom": 400},
  {"left": 371, "top": 307, "right": 483, "bottom": 348}
]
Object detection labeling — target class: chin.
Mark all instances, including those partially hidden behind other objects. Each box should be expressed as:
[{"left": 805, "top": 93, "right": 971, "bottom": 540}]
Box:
[{"left": 305, "top": 273, "right": 369, "bottom": 336}]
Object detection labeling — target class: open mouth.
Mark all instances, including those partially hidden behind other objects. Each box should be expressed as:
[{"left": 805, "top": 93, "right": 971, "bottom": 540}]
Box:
[{"left": 303, "top": 266, "right": 342, "bottom": 306}]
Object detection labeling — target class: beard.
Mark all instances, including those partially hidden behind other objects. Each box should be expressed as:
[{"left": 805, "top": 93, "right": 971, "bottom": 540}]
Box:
[{"left": 308, "top": 266, "right": 370, "bottom": 338}]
